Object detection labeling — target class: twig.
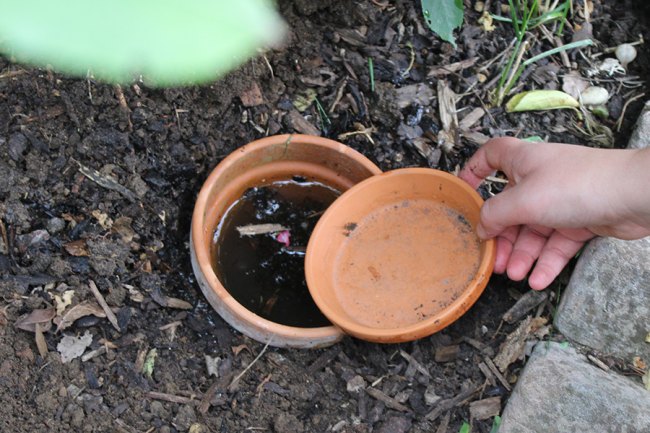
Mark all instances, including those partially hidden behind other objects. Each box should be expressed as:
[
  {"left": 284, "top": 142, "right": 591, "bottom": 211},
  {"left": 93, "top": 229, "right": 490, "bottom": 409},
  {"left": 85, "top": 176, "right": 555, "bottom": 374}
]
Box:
[
  {"left": 483, "top": 356, "right": 511, "bottom": 391},
  {"left": 146, "top": 391, "right": 199, "bottom": 405},
  {"left": 228, "top": 340, "right": 272, "bottom": 392},
  {"left": 88, "top": 280, "right": 121, "bottom": 332},
  {"left": 399, "top": 350, "right": 432, "bottom": 378},
  {"left": 616, "top": 92, "right": 646, "bottom": 132},
  {"left": 75, "top": 161, "right": 138, "bottom": 203},
  {"left": 365, "top": 387, "right": 411, "bottom": 412},
  {"left": 236, "top": 224, "right": 288, "bottom": 236},
  {"left": 425, "top": 385, "right": 480, "bottom": 421}
]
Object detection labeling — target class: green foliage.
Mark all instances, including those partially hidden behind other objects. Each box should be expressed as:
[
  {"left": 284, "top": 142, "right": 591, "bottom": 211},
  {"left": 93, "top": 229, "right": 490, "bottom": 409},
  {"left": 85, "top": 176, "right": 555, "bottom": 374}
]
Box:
[
  {"left": 458, "top": 422, "right": 471, "bottom": 433},
  {"left": 490, "top": 415, "right": 502, "bottom": 433},
  {"left": 421, "top": 0, "right": 464, "bottom": 47},
  {"left": 0, "top": 0, "right": 285, "bottom": 86}
]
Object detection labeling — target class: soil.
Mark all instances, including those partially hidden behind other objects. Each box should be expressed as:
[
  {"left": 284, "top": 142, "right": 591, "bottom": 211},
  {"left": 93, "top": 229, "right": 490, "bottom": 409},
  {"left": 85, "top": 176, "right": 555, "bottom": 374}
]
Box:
[{"left": 0, "top": 1, "right": 648, "bottom": 432}]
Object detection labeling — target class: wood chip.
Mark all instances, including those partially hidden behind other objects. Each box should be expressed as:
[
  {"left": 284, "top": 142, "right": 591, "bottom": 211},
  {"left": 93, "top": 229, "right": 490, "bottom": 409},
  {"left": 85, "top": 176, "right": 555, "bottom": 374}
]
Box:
[
  {"left": 469, "top": 396, "right": 501, "bottom": 420},
  {"left": 425, "top": 384, "right": 480, "bottom": 421},
  {"left": 395, "top": 83, "right": 435, "bottom": 109},
  {"left": 81, "top": 345, "right": 107, "bottom": 362},
  {"left": 76, "top": 161, "right": 138, "bottom": 202},
  {"left": 307, "top": 347, "right": 341, "bottom": 374},
  {"left": 63, "top": 239, "right": 89, "bottom": 257},
  {"left": 458, "top": 107, "right": 486, "bottom": 130},
  {"left": 461, "top": 336, "right": 495, "bottom": 357},
  {"left": 239, "top": 82, "right": 264, "bottom": 107},
  {"left": 399, "top": 350, "right": 431, "bottom": 377},
  {"left": 437, "top": 80, "right": 459, "bottom": 153},
  {"left": 435, "top": 412, "right": 451, "bottom": 433},
  {"left": 434, "top": 345, "right": 460, "bottom": 363},
  {"left": 478, "top": 362, "right": 496, "bottom": 386},
  {"left": 587, "top": 354, "right": 610, "bottom": 371},
  {"left": 502, "top": 290, "right": 548, "bottom": 324},
  {"left": 285, "top": 109, "right": 321, "bottom": 136},
  {"left": 34, "top": 322, "right": 48, "bottom": 359},
  {"left": 461, "top": 131, "right": 490, "bottom": 145},
  {"left": 89, "top": 280, "right": 121, "bottom": 332},
  {"left": 483, "top": 356, "right": 511, "bottom": 391},
  {"left": 365, "top": 387, "right": 411, "bottom": 412},
  {"left": 427, "top": 57, "right": 479, "bottom": 78},
  {"left": 236, "top": 224, "right": 288, "bottom": 236}
]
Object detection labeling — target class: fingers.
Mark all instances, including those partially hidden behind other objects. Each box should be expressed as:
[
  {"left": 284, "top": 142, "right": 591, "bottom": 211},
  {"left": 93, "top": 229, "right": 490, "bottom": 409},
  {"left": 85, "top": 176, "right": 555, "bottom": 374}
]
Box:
[
  {"left": 527, "top": 231, "right": 589, "bottom": 291},
  {"left": 494, "top": 226, "right": 519, "bottom": 274},
  {"left": 458, "top": 136, "right": 524, "bottom": 188},
  {"left": 477, "top": 184, "right": 534, "bottom": 239},
  {"left": 506, "top": 225, "right": 553, "bottom": 281}
]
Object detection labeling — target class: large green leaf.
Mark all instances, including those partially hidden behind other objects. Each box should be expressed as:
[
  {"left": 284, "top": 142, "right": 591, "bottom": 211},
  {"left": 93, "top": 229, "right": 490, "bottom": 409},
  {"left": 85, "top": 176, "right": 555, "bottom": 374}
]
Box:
[
  {"left": 421, "top": 0, "right": 464, "bottom": 47},
  {"left": 0, "top": 0, "right": 286, "bottom": 86}
]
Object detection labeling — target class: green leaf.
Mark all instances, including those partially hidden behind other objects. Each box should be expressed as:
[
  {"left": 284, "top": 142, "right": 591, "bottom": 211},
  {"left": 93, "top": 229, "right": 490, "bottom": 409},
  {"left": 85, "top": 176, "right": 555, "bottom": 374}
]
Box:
[
  {"left": 490, "top": 415, "right": 502, "bottom": 433},
  {"left": 0, "top": 0, "right": 286, "bottom": 86},
  {"left": 506, "top": 90, "right": 579, "bottom": 113},
  {"left": 421, "top": 0, "right": 464, "bottom": 47},
  {"left": 459, "top": 422, "right": 471, "bottom": 433}
]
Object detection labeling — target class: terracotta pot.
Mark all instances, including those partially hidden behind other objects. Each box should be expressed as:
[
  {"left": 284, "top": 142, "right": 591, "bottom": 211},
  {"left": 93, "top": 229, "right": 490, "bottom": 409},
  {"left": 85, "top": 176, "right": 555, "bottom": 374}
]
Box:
[
  {"left": 190, "top": 134, "right": 381, "bottom": 348},
  {"left": 305, "top": 168, "right": 496, "bottom": 343}
]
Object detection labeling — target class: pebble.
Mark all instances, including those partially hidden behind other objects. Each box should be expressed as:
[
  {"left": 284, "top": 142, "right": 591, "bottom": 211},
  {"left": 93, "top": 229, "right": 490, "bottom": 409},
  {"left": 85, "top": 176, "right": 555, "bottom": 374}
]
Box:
[
  {"left": 375, "top": 416, "right": 412, "bottom": 433},
  {"left": 47, "top": 217, "right": 66, "bottom": 234},
  {"left": 8, "top": 133, "right": 28, "bottom": 162}
]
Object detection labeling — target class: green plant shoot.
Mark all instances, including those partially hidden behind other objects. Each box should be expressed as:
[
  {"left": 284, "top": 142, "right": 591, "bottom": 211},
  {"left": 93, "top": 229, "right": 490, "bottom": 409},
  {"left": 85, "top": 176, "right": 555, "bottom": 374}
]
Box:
[
  {"left": 421, "top": 0, "right": 464, "bottom": 47},
  {"left": 0, "top": 0, "right": 286, "bottom": 86}
]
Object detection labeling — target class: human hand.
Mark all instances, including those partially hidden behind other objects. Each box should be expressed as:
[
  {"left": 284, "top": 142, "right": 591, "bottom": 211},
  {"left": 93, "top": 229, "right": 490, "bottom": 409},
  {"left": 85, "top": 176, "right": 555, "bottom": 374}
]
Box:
[{"left": 459, "top": 137, "right": 650, "bottom": 290}]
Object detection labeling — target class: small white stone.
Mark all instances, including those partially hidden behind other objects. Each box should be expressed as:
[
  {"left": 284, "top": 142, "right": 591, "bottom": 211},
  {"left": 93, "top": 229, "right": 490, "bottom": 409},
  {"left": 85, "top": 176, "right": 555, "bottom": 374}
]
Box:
[
  {"left": 580, "top": 86, "right": 609, "bottom": 106},
  {"left": 615, "top": 43, "right": 637, "bottom": 68}
]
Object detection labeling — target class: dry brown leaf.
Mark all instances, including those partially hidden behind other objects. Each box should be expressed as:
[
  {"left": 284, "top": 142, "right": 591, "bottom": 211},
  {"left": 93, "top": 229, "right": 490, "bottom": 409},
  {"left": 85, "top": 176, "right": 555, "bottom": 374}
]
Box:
[
  {"left": 494, "top": 316, "right": 549, "bottom": 372},
  {"left": 55, "top": 301, "right": 107, "bottom": 332},
  {"left": 14, "top": 308, "right": 56, "bottom": 333},
  {"left": 54, "top": 290, "right": 75, "bottom": 315},
  {"left": 633, "top": 356, "right": 647, "bottom": 370},
  {"left": 91, "top": 210, "right": 113, "bottom": 229},
  {"left": 35, "top": 323, "right": 49, "bottom": 358},
  {"left": 64, "top": 239, "right": 89, "bottom": 257},
  {"left": 112, "top": 217, "right": 137, "bottom": 243},
  {"left": 232, "top": 344, "right": 252, "bottom": 356}
]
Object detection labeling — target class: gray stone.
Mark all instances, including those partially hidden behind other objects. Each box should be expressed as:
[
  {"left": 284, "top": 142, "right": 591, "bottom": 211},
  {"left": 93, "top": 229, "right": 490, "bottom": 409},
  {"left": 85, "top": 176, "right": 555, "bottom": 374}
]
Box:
[
  {"left": 555, "top": 237, "right": 650, "bottom": 361},
  {"left": 499, "top": 342, "right": 650, "bottom": 433},
  {"left": 47, "top": 217, "right": 66, "bottom": 234},
  {"left": 628, "top": 100, "right": 650, "bottom": 149}
]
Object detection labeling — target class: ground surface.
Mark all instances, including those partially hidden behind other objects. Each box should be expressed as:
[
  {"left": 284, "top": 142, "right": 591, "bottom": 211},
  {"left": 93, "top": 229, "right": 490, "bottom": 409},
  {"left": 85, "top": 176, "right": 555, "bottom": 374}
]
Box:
[{"left": 0, "top": 1, "right": 648, "bottom": 432}]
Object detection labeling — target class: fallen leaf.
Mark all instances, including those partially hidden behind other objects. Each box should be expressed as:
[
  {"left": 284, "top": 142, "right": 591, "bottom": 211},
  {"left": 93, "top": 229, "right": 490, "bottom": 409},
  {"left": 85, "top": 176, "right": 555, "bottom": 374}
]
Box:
[
  {"left": 54, "top": 290, "right": 75, "bottom": 315},
  {"left": 64, "top": 239, "right": 89, "bottom": 257},
  {"left": 112, "top": 217, "right": 137, "bottom": 243},
  {"left": 506, "top": 90, "right": 579, "bottom": 113},
  {"left": 494, "top": 316, "right": 548, "bottom": 372},
  {"left": 142, "top": 348, "right": 158, "bottom": 378},
  {"left": 562, "top": 71, "right": 589, "bottom": 100},
  {"left": 478, "top": 11, "right": 495, "bottom": 32},
  {"left": 239, "top": 82, "right": 264, "bottom": 107},
  {"left": 232, "top": 344, "right": 252, "bottom": 356},
  {"left": 55, "top": 301, "right": 107, "bottom": 332},
  {"left": 14, "top": 308, "right": 56, "bottom": 333},
  {"left": 35, "top": 323, "right": 49, "bottom": 358},
  {"left": 57, "top": 331, "right": 93, "bottom": 363},
  {"left": 293, "top": 88, "right": 317, "bottom": 112},
  {"left": 633, "top": 356, "right": 647, "bottom": 370},
  {"left": 150, "top": 288, "right": 193, "bottom": 310},
  {"left": 91, "top": 210, "right": 113, "bottom": 229}
]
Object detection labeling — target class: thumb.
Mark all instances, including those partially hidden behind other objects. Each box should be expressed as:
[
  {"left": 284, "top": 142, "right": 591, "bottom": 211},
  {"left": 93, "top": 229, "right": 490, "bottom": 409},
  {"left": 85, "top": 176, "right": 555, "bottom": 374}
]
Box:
[{"left": 477, "top": 185, "right": 531, "bottom": 239}]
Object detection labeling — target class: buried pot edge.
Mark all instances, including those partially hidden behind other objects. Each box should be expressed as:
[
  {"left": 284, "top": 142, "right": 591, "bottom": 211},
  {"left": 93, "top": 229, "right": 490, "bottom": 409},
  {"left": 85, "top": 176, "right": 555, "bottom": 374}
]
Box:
[{"left": 190, "top": 134, "right": 382, "bottom": 348}]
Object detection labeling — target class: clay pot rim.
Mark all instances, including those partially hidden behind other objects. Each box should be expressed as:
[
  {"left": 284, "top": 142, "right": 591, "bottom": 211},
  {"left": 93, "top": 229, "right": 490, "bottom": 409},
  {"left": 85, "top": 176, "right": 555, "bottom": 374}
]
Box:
[
  {"left": 305, "top": 167, "right": 497, "bottom": 342},
  {"left": 191, "top": 134, "right": 382, "bottom": 344}
]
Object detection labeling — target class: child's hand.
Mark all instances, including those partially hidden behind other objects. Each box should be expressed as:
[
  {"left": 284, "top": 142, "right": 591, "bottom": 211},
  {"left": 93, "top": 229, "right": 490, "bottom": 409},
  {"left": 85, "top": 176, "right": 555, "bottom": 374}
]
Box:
[{"left": 459, "top": 137, "right": 650, "bottom": 290}]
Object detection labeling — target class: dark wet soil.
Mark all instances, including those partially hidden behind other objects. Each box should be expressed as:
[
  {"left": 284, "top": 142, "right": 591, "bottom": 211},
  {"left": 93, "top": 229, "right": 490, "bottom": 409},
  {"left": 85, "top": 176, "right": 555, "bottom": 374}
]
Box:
[{"left": 0, "top": 0, "right": 648, "bottom": 432}]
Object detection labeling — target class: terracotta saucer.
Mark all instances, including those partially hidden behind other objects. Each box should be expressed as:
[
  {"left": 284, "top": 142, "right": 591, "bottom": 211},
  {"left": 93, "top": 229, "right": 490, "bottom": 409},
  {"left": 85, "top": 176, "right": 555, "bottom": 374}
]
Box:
[{"left": 305, "top": 168, "right": 496, "bottom": 343}]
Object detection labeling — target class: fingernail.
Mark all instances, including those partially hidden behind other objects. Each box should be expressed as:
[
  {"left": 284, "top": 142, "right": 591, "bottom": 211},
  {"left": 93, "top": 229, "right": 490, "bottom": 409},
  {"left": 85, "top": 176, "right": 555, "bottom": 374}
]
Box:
[{"left": 476, "top": 223, "right": 489, "bottom": 239}]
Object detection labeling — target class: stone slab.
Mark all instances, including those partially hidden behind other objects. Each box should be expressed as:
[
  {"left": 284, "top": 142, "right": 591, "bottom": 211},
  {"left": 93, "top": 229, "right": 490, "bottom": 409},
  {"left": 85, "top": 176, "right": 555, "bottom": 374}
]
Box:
[
  {"left": 628, "top": 100, "right": 650, "bottom": 149},
  {"left": 555, "top": 236, "right": 650, "bottom": 361},
  {"left": 499, "top": 342, "right": 650, "bottom": 433}
]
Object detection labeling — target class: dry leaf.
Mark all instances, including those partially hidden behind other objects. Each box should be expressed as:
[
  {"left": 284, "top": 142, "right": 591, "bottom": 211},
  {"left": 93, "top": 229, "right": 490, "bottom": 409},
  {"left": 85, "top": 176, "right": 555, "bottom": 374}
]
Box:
[
  {"left": 232, "top": 344, "right": 252, "bottom": 356},
  {"left": 35, "top": 323, "right": 49, "bottom": 358},
  {"left": 91, "top": 210, "right": 113, "bottom": 229},
  {"left": 54, "top": 290, "right": 75, "bottom": 315},
  {"left": 633, "top": 356, "right": 647, "bottom": 370},
  {"left": 64, "top": 239, "right": 89, "bottom": 257},
  {"left": 14, "top": 308, "right": 56, "bottom": 333},
  {"left": 562, "top": 71, "right": 589, "bottom": 100},
  {"left": 112, "top": 217, "right": 137, "bottom": 243},
  {"left": 494, "top": 316, "right": 548, "bottom": 372},
  {"left": 57, "top": 331, "right": 93, "bottom": 363},
  {"left": 55, "top": 301, "right": 107, "bottom": 332},
  {"left": 205, "top": 355, "right": 221, "bottom": 378},
  {"left": 506, "top": 90, "right": 579, "bottom": 113}
]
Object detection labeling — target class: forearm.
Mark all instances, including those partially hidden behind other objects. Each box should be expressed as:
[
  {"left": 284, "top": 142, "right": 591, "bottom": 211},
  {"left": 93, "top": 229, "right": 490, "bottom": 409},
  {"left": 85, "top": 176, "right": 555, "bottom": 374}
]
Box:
[{"left": 620, "top": 147, "right": 650, "bottom": 233}]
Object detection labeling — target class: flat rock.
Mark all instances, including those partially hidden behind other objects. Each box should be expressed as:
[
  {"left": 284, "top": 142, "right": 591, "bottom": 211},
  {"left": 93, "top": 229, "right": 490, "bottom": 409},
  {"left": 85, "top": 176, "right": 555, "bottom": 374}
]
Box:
[
  {"left": 555, "top": 236, "right": 650, "bottom": 361},
  {"left": 628, "top": 100, "right": 650, "bottom": 149},
  {"left": 499, "top": 342, "right": 650, "bottom": 433}
]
